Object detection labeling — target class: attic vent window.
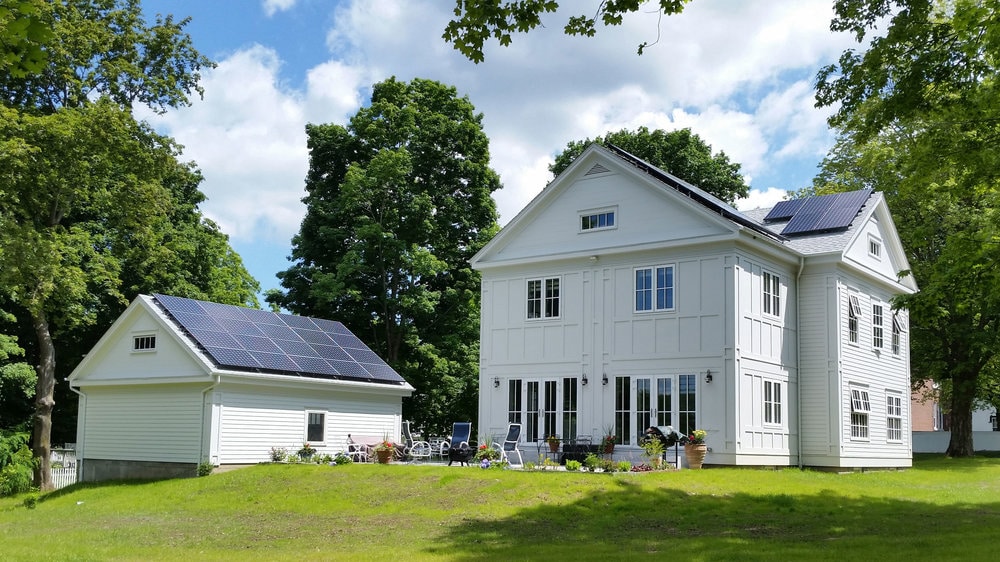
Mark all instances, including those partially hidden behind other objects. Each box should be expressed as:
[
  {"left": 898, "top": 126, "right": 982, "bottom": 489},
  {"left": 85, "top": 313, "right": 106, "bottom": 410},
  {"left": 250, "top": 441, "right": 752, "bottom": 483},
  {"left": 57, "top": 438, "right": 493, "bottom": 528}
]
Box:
[
  {"left": 133, "top": 335, "right": 156, "bottom": 352},
  {"left": 580, "top": 207, "right": 617, "bottom": 232},
  {"left": 868, "top": 236, "right": 882, "bottom": 259},
  {"left": 585, "top": 163, "right": 610, "bottom": 176}
]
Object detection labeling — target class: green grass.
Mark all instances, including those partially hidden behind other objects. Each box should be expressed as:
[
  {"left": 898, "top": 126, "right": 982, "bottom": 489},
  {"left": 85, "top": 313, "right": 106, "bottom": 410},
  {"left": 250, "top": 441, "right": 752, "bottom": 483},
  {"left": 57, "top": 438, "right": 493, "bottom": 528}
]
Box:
[{"left": 2, "top": 456, "right": 999, "bottom": 560}]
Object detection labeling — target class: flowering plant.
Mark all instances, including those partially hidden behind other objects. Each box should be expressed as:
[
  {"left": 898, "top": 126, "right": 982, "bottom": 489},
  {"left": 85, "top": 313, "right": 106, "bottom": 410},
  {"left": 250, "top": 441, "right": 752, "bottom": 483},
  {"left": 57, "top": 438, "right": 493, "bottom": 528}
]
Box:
[
  {"left": 686, "top": 429, "right": 707, "bottom": 445},
  {"left": 374, "top": 440, "right": 395, "bottom": 452},
  {"left": 600, "top": 424, "right": 616, "bottom": 453},
  {"left": 474, "top": 443, "right": 501, "bottom": 462},
  {"left": 297, "top": 443, "right": 317, "bottom": 457}
]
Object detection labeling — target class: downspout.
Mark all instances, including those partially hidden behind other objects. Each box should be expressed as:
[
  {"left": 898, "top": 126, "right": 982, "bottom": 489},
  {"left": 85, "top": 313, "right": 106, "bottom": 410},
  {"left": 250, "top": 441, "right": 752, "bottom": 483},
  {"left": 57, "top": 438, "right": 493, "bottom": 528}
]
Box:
[
  {"left": 200, "top": 375, "right": 221, "bottom": 466},
  {"left": 67, "top": 382, "right": 85, "bottom": 481},
  {"left": 796, "top": 255, "right": 805, "bottom": 469}
]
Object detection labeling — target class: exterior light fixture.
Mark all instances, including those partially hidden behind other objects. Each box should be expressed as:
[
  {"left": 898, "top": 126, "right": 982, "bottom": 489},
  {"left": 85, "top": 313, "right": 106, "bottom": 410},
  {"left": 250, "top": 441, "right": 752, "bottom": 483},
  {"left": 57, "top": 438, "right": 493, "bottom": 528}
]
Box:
[
  {"left": 493, "top": 376, "right": 500, "bottom": 388},
  {"left": 705, "top": 370, "right": 713, "bottom": 384},
  {"left": 602, "top": 372, "right": 609, "bottom": 386},
  {"left": 582, "top": 372, "right": 588, "bottom": 386}
]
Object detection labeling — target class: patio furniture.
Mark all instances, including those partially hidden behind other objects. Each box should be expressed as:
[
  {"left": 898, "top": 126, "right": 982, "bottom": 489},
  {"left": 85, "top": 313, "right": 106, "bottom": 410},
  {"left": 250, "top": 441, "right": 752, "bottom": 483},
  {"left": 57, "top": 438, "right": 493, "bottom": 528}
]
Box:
[
  {"left": 402, "top": 421, "right": 432, "bottom": 462},
  {"left": 491, "top": 423, "right": 523, "bottom": 467},
  {"left": 447, "top": 422, "right": 475, "bottom": 466},
  {"left": 346, "top": 439, "right": 370, "bottom": 463},
  {"left": 428, "top": 436, "right": 450, "bottom": 460}
]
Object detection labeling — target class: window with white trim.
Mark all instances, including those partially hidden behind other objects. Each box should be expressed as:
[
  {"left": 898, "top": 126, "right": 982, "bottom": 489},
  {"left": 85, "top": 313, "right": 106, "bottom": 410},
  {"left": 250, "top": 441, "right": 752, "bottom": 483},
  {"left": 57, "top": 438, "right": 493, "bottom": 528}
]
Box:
[
  {"left": 763, "top": 271, "right": 780, "bottom": 316},
  {"left": 848, "top": 294, "right": 862, "bottom": 345},
  {"left": 635, "top": 265, "right": 675, "bottom": 312},
  {"left": 527, "top": 277, "right": 560, "bottom": 319},
  {"left": 305, "top": 411, "right": 326, "bottom": 443},
  {"left": 892, "top": 314, "right": 903, "bottom": 355},
  {"left": 764, "top": 380, "right": 782, "bottom": 425},
  {"left": 868, "top": 236, "right": 882, "bottom": 259},
  {"left": 872, "top": 303, "right": 884, "bottom": 349},
  {"left": 508, "top": 379, "right": 522, "bottom": 424},
  {"left": 580, "top": 208, "right": 616, "bottom": 231},
  {"left": 886, "top": 393, "right": 903, "bottom": 441},
  {"left": 132, "top": 334, "right": 156, "bottom": 352},
  {"left": 850, "top": 388, "right": 871, "bottom": 439}
]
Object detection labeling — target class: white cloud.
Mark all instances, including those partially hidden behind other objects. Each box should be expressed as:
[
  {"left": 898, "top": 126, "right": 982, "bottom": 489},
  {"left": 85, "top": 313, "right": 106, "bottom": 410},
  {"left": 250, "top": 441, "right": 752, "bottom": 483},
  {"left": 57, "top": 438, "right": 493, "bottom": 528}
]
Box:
[
  {"left": 736, "top": 187, "right": 788, "bottom": 212},
  {"left": 262, "top": 0, "right": 297, "bottom": 17},
  {"left": 144, "top": 0, "right": 855, "bottom": 257}
]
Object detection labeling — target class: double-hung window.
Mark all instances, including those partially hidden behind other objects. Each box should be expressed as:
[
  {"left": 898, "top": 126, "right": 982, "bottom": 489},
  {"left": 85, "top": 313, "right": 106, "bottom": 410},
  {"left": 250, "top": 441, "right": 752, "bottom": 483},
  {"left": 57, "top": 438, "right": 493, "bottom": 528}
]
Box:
[
  {"left": 764, "top": 380, "right": 782, "bottom": 425},
  {"left": 886, "top": 393, "right": 903, "bottom": 441},
  {"left": 872, "top": 303, "right": 884, "bottom": 349},
  {"left": 763, "top": 271, "right": 780, "bottom": 317},
  {"left": 305, "top": 411, "right": 326, "bottom": 443},
  {"left": 527, "top": 277, "right": 560, "bottom": 319},
  {"left": 635, "top": 265, "right": 675, "bottom": 312},
  {"left": 892, "top": 314, "right": 903, "bottom": 355},
  {"left": 848, "top": 294, "right": 862, "bottom": 345},
  {"left": 850, "top": 388, "right": 871, "bottom": 439}
]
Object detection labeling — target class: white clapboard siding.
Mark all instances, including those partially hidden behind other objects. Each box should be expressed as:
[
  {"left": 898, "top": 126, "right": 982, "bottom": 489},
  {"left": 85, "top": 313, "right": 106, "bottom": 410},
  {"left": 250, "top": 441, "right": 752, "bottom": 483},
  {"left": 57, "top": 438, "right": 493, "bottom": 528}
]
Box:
[
  {"left": 217, "top": 385, "right": 400, "bottom": 464},
  {"left": 81, "top": 385, "right": 204, "bottom": 462}
]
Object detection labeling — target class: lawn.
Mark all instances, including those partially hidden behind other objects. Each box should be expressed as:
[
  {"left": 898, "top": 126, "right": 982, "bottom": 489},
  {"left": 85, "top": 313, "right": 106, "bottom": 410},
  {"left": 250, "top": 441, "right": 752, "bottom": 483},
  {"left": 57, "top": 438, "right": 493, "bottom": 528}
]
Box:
[{"left": 1, "top": 455, "right": 998, "bottom": 561}]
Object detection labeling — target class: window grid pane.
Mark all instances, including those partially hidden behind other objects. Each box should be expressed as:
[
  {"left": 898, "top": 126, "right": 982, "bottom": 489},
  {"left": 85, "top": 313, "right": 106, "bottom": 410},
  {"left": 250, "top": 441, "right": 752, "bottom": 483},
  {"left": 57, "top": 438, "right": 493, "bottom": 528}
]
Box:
[
  {"left": 656, "top": 266, "right": 674, "bottom": 310},
  {"left": 307, "top": 412, "right": 325, "bottom": 443},
  {"left": 872, "top": 304, "right": 884, "bottom": 349},
  {"left": 527, "top": 280, "right": 541, "bottom": 319},
  {"left": 508, "top": 379, "right": 522, "bottom": 424},
  {"left": 562, "top": 377, "right": 578, "bottom": 439},
  {"left": 636, "top": 269, "right": 652, "bottom": 311},
  {"left": 545, "top": 278, "right": 560, "bottom": 318},
  {"left": 678, "top": 374, "right": 696, "bottom": 436},
  {"left": 615, "top": 376, "right": 630, "bottom": 445}
]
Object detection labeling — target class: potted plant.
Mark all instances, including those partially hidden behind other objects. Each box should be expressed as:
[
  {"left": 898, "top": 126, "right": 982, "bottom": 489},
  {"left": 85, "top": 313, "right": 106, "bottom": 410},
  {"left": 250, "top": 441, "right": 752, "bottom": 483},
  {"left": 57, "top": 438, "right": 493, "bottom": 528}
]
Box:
[
  {"left": 545, "top": 434, "right": 559, "bottom": 453},
  {"left": 600, "top": 424, "right": 616, "bottom": 455},
  {"left": 296, "top": 443, "right": 316, "bottom": 460},
  {"left": 373, "top": 440, "right": 395, "bottom": 464},
  {"left": 684, "top": 429, "right": 708, "bottom": 469}
]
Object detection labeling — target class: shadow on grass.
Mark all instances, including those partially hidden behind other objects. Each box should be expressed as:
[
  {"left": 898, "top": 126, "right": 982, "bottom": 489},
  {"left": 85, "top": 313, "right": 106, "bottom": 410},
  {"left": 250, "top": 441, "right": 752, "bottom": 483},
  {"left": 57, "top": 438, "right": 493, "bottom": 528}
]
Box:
[{"left": 432, "top": 474, "right": 1000, "bottom": 561}]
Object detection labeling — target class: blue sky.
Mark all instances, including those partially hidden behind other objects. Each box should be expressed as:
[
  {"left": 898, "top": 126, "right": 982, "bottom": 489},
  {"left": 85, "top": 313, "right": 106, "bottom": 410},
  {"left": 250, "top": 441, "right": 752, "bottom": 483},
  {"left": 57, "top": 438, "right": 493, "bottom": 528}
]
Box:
[{"left": 139, "top": 0, "right": 857, "bottom": 297}]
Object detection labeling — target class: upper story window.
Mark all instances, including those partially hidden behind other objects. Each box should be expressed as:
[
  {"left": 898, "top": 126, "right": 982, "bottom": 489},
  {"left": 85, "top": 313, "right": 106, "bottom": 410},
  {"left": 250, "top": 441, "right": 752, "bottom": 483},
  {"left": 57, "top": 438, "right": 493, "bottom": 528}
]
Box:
[
  {"left": 635, "top": 265, "right": 675, "bottom": 312},
  {"left": 892, "top": 313, "right": 904, "bottom": 355},
  {"left": 763, "top": 271, "right": 780, "bottom": 317},
  {"left": 580, "top": 207, "right": 617, "bottom": 232},
  {"left": 527, "top": 277, "right": 560, "bottom": 319},
  {"left": 868, "top": 235, "right": 882, "bottom": 259},
  {"left": 848, "top": 294, "right": 862, "bottom": 345},
  {"left": 872, "top": 302, "right": 884, "bottom": 349},
  {"left": 132, "top": 334, "right": 156, "bottom": 353}
]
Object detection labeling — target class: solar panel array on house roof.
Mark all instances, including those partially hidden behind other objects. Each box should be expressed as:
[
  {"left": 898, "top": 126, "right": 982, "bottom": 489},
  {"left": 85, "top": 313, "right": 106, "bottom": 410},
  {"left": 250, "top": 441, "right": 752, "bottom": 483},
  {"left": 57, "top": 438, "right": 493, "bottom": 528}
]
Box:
[
  {"left": 769, "top": 188, "right": 872, "bottom": 236},
  {"left": 152, "top": 294, "right": 406, "bottom": 385}
]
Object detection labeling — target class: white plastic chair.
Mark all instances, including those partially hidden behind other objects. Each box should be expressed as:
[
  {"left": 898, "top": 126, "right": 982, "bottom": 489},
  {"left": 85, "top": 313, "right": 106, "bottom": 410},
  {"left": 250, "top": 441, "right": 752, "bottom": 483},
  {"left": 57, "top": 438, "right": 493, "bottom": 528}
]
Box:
[
  {"left": 491, "top": 423, "right": 523, "bottom": 467},
  {"left": 402, "top": 421, "right": 432, "bottom": 462}
]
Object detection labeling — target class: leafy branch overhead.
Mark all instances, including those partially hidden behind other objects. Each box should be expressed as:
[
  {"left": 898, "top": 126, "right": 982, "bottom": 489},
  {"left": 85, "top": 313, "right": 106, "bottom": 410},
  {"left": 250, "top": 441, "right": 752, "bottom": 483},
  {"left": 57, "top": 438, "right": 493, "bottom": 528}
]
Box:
[{"left": 444, "top": 0, "right": 691, "bottom": 62}]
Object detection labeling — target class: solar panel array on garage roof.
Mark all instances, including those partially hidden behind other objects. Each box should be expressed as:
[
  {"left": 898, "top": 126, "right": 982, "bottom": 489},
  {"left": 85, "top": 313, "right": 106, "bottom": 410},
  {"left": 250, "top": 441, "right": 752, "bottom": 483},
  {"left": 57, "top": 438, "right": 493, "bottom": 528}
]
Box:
[
  {"left": 776, "top": 189, "right": 872, "bottom": 236},
  {"left": 152, "top": 294, "right": 407, "bottom": 385}
]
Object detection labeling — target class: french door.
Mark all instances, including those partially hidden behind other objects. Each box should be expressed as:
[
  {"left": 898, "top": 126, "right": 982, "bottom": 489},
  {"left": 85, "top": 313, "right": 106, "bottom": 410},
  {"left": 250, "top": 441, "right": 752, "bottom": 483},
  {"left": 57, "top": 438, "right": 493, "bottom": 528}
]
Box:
[
  {"left": 618, "top": 374, "right": 696, "bottom": 445},
  {"left": 517, "top": 377, "right": 578, "bottom": 443}
]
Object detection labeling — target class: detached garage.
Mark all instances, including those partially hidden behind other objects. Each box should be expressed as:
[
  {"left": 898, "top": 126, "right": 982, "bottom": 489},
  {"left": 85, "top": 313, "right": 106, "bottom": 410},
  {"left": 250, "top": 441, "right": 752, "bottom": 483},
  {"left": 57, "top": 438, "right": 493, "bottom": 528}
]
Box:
[{"left": 68, "top": 294, "right": 413, "bottom": 482}]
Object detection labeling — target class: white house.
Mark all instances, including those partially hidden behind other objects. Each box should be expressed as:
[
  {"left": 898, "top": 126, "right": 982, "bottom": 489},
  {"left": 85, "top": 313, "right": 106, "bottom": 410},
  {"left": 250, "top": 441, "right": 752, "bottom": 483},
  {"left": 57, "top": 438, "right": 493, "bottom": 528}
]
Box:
[
  {"left": 471, "top": 144, "right": 917, "bottom": 469},
  {"left": 68, "top": 294, "right": 413, "bottom": 481}
]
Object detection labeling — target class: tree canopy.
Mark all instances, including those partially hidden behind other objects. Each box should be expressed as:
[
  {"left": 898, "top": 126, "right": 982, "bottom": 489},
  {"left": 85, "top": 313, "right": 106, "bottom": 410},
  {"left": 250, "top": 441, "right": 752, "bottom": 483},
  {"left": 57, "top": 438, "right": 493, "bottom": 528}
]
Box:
[
  {"left": 444, "top": 0, "right": 691, "bottom": 62},
  {"left": 0, "top": 0, "right": 52, "bottom": 77},
  {"left": 813, "top": 0, "right": 1000, "bottom": 457},
  {"left": 550, "top": 127, "right": 749, "bottom": 204},
  {"left": 0, "top": 0, "right": 253, "bottom": 490},
  {"left": 269, "top": 77, "right": 501, "bottom": 435}
]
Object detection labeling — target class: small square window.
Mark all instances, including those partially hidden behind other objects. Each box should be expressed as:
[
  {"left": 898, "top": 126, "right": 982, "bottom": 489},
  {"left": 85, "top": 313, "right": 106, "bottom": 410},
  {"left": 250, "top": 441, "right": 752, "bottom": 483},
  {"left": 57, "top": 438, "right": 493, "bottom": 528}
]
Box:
[{"left": 868, "top": 236, "right": 882, "bottom": 259}]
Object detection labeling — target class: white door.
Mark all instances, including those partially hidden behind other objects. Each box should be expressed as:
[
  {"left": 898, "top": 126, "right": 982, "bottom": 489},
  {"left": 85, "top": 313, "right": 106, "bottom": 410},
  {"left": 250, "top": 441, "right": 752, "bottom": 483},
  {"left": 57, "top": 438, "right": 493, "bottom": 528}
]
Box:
[{"left": 521, "top": 378, "right": 579, "bottom": 443}]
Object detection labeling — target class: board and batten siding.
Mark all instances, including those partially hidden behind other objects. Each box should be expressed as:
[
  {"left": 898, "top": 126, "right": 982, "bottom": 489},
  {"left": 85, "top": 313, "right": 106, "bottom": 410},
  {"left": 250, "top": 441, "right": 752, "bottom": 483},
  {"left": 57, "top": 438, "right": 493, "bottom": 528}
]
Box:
[
  {"left": 80, "top": 384, "right": 205, "bottom": 463},
  {"left": 216, "top": 385, "right": 402, "bottom": 464}
]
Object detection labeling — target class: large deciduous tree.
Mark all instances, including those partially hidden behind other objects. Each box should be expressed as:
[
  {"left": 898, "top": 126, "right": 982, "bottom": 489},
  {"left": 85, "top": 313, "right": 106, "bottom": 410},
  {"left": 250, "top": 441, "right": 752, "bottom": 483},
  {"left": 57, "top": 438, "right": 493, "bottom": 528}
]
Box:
[
  {"left": 814, "top": 0, "right": 1000, "bottom": 457},
  {"left": 0, "top": 0, "right": 256, "bottom": 490},
  {"left": 550, "top": 127, "right": 749, "bottom": 204},
  {"left": 443, "top": 0, "right": 691, "bottom": 62},
  {"left": 269, "top": 77, "right": 501, "bottom": 435}
]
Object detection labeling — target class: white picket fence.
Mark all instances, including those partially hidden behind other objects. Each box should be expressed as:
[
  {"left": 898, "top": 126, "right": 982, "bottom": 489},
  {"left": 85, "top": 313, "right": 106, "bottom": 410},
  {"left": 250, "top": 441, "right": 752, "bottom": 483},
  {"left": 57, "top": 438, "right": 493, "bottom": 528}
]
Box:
[{"left": 51, "top": 467, "right": 78, "bottom": 490}]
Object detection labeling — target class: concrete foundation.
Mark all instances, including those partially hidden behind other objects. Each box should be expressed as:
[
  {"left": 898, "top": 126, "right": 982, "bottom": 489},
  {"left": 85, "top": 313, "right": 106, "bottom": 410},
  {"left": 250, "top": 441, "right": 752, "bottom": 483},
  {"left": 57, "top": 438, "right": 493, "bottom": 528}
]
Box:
[{"left": 80, "top": 458, "right": 197, "bottom": 482}]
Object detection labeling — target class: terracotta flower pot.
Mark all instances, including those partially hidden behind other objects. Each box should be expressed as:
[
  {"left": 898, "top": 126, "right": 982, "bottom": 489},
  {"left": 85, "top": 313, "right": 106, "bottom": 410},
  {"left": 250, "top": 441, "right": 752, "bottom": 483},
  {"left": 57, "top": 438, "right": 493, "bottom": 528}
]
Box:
[
  {"left": 375, "top": 449, "right": 393, "bottom": 464},
  {"left": 548, "top": 441, "right": 559, "bottom": 453},
  {"left": 685, "top": 443, "right": 707, "bottom": 469}
]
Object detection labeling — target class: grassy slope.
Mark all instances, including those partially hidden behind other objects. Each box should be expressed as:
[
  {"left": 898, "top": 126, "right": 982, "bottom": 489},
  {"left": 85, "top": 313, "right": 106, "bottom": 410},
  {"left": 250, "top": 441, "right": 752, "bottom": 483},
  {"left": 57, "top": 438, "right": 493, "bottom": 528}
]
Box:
[{"left": 1, "top": 456, "right": 998, "bottom": 561}]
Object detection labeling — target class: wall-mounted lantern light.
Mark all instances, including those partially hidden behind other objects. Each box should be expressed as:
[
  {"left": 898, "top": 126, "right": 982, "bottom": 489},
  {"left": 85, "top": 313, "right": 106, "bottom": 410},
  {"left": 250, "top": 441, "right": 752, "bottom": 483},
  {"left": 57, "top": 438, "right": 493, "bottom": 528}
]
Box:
[{"left": 704, "top": 369, "right": 713, "bottom": 384}]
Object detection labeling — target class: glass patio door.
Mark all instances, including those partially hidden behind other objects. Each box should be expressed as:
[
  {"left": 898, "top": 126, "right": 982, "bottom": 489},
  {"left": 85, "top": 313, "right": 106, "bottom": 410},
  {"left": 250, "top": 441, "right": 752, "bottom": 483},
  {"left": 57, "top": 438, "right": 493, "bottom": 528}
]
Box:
[
  {"left": 630, "top": 374, "right": 696, "bottom": 444},
  {"left": 523, "top": 378, "right": 578, "bottom": 443}
]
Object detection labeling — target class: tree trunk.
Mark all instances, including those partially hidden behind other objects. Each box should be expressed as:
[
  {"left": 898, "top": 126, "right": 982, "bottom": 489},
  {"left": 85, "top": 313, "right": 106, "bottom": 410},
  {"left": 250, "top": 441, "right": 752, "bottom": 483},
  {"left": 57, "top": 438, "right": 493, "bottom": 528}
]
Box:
[
  {"left": 946, "top": 372, "right": 977, "bottom": 458},
  {"left": 31, "top": 309, "right": 56, "bottom": 491}
]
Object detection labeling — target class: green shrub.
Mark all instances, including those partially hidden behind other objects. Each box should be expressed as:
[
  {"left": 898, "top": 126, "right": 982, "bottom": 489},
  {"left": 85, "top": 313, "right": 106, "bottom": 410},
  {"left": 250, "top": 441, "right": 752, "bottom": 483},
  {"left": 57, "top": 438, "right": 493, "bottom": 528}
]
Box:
[
  {"left": 333, "top": 452, "right": 353, "bottom": 465},
  {"left": 565, "top": 460, "right": 582, "bottom": 471},
  {"left": 269, "top": 447, "right": 287, "bottom": 462},
  {"left": 0, "top": 432, "right": 35, "bottom": 497},
  {"left": 197, "top": 461, "right": 214, "bottom": 477},
  {"left": 583, "top": 453, "right": 601, "bottom": 472},
  {"left": 616, "top": 460, "right": 632, "bottom": 472}
]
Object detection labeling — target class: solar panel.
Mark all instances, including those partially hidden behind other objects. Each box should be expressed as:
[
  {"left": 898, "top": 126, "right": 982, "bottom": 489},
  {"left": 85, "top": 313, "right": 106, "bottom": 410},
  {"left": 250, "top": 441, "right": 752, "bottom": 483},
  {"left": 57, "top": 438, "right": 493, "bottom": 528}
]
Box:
[
  {"left": 152, "top": 294, "right": 406, "bottom": 385},
  {"left": 203, "top": 346, "right": 259, "bottom": 370},
  {"left": 812, "top": 189, "right": 872, "bottom": 231},
  {"left": 781, "top": 189, "right": 872, "bottom": 236},
  {"left": 763, "top": 199, "right": 804, "bottom": 222}
]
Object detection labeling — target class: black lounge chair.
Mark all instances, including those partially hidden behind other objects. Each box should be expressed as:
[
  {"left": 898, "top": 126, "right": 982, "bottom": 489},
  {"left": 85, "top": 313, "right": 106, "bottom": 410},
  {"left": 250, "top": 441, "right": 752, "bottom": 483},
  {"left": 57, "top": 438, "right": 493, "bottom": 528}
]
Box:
[{"left": 447, "top": 422, "right": 475, "bottom": 466}]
